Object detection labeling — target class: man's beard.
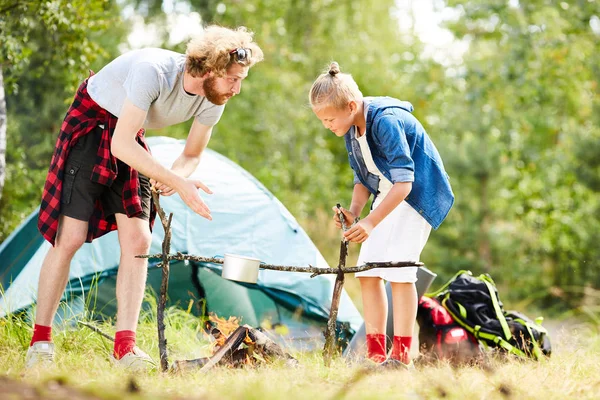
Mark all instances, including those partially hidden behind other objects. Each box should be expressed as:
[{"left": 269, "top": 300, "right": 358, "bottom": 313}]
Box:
[{"left": 203, "top": 76, "right": 231, "bottom": 105}]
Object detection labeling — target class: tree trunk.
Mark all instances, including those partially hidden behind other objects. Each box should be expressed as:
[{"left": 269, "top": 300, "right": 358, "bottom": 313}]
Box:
[{"left": 0, "top": 66, "right": 6, "bottom": 202}]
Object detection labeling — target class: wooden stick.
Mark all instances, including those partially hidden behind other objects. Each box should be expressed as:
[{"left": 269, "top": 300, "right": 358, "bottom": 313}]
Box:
[
  {"left": 199, "top": 326, "right": 249, "bottom": 372},
  {"left": 137, "top": 252, "right": 422, "bottom": 275},
  {"left": 243, "top": 325, "right": 298, "bottom": 366},
  {"left": 77, "top": 320, "right": 115, "bottom": 342},
  {"left": 153, "top": 191, "right": 173, "bottom": 373},
  {"left": 170, "top": 357, "right": 210, "bottom": 373},
  {"left": 323, "top": 204, "right": 350, "bottom": 366}
]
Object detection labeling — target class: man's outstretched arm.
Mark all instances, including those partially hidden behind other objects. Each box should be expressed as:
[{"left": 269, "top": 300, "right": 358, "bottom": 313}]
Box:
[
  {"left": 111, "top": 99, "right": 213, "bottom": 219},
  {"left": 151, "top": 118, "right": 214, "bottom": 196}
]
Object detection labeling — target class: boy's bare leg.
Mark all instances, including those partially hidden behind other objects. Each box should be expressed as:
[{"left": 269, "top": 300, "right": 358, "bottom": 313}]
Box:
[
  {"left": 359, "top": 277, "right": 388, "bottom": 334},
  {"left": 35, "top": 215, "right": 89, "bottom": 326},
  {"left": 114, "top": 213, "right": 152, "bottom": 332},
  {"left": 390, "top": 282, "right": 417, "bottom": 336}
]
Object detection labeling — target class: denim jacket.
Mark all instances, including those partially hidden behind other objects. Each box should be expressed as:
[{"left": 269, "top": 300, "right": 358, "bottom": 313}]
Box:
[{"left": 343, "top": 97, "right": 454, "bottom": 229}]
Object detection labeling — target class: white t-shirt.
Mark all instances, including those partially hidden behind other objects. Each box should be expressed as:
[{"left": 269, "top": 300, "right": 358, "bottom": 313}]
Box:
[
  {"left": 354, "top": 99, "right": 393, "bottom": 208},
  {"left": 354, "top": 99, "right": 432, "bottom": 281},
  {"left": 87, "top": 48, "right": 225, "bottom": 129}
]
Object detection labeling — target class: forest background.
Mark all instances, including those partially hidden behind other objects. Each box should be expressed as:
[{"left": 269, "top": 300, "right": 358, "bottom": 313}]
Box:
[{"left": 1, "top": 0, "right": 599, "bottom": 317}]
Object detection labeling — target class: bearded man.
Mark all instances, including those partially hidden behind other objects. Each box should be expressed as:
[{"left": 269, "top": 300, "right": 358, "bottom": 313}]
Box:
[{"left": 28, "top": 25, "right": 263, "bottom": 370}]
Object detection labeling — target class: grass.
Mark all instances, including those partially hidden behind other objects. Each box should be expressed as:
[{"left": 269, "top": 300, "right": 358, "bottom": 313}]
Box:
[
  {"left": 2, "top": 305, "right": 600, "bottom": 400},
  {"left": 2, "top": 212, "right": 599, "bottom": 398}
]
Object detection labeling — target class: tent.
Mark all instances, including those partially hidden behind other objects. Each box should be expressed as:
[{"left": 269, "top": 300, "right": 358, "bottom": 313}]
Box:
[{"left": 0, "top": 136, "right": 362, "bottom": 348}]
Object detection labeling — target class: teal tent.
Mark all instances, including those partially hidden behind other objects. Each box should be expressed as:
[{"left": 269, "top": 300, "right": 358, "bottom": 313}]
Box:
[{"left": 0, "top": 136, "right": 362, "bottom": 346}]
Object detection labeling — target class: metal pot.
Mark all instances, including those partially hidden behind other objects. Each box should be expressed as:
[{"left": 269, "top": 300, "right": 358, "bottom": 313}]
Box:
[{"left": 222, "top": 253, "right": 261, "bottom": 283}]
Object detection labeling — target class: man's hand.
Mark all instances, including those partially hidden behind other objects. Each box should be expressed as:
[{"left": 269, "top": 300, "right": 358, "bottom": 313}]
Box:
[
  {"left": 150, "top": 179, "right": 176, "bottom": 196},
  {"left": 176, "top": 178, "right": 213, "bottom": 220},
  {"left": 343, "top": 218, "right": 375, "bottom": 243},
  {"left": 331, "top": 206, "right": 357, "bottom": 230}
]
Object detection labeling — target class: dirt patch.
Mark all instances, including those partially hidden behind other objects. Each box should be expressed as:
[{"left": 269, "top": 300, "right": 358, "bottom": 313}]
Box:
[{"left": 0, "top": 376, "right": 103, "bottom": 400}]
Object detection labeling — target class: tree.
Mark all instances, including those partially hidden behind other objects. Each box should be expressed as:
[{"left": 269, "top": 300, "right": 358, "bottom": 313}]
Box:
[
  {"left": 142, "top": 0, "right": 430, "bottom": 217},
  {"left": 0, "top": 68, "right": 5, "bottom": 201},
  {"left": 429, "top": 0, "right": 600, "bottom": 306},
  {"left": 0, "top": 0, "right": 125, "bottom": 239}
]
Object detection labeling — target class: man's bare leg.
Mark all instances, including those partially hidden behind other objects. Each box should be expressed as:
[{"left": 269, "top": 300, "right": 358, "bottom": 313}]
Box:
[
  {"left": 35, "top": 215, "right": 89, "bottom": 326},
  {"left": 114, "top": 213, "right": 152, "bottom": 332}
]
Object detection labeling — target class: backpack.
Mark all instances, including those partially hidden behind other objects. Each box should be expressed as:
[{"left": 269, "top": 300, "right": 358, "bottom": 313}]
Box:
[
  {"left": 417, "top": 296, "right": 482, "bottom": 363},
  {"left": 428, "top": 270, "right": 551, "bottom": 360}
]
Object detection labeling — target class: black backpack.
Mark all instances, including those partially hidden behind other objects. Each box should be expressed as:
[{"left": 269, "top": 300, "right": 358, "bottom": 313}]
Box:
[
  {"left": 417, "top": 296, "right": 482, "bottom": 363},
  {"left": 427, "top": 271, "right": 551, "bottom": 360}
]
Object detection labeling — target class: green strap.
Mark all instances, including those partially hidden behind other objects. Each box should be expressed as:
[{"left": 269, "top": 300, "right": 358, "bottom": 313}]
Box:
[
  {"left": 457, "top": 302, "right": 468, "bottom": 319},
  {"left": 479, "top": 273, "right": 497, "bottom": 286},
  {"left": 513, "top": 317, "right": 547, "bottom": 334},
  {"left": 442, "top": 296, "right": 474, "bottom": 334},
  {"left": 514, "top": 317, "right": 546, "bottom": 360},
  {"left": 526, "top": 324, "right": 543, "bottom": 360},
  {"left": 425, "top": 270, "right": 472, "bottom": 298},
  {"left": 441, "top": 296, "right": 528, "bottom": 359},
  {"left": 488, "top": 334, "right": 527, "bottom": 357},
  {"left": 481, "top": 278, "right": 511, "bottom": 341}
]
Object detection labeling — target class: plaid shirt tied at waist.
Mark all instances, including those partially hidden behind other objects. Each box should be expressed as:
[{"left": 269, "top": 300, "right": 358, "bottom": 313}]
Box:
[{"left": 38, "top": 76, "right": 155, "bottom": 245}]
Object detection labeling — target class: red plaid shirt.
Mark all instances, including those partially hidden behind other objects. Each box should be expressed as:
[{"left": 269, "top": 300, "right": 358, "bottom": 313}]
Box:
[{"left": 38, "top": 76, "right": 155, "bottom": 245}]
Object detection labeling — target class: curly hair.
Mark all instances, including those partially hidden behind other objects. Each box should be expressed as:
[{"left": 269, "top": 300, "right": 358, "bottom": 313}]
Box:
[{"left": 185, "top": 25, "right": 264, "bottom": 77}]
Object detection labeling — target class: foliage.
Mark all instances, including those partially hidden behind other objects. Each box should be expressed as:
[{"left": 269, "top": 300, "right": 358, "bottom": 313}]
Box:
[
  {"left": 0, "top": 0, "right": 127, "bottom": 238},
  {"left": 0, "top": 0, "right": 599, "bottom": 312},
  {"left": 0, "top": 0, "right": 117, "bottom": 93},
  {"left": 425, "top": 0, "right": 600, "bottom": 307}
]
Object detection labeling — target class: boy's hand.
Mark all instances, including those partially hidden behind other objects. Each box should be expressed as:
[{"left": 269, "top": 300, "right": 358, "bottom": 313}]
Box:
[
  {"left": 331, "top": 206, "right": 356, "bottom": 230},
  {"left": 343, "top": 219, "right": 374, "bottom": 243}
]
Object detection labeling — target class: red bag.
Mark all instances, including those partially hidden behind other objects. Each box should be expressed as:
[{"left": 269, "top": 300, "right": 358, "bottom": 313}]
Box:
[{"left": 417, "top": 296, "right": 481, "bottom": 363}]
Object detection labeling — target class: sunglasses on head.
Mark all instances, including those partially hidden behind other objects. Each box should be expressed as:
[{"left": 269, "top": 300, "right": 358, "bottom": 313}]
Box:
[{"left": 229, "top": 48, "right": 252, "bottom": 63}]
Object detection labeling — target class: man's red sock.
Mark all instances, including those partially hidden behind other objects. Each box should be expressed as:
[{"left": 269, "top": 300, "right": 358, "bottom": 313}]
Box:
[
  {"left": 113, "top": 330, "right": 136, "bottom": 360},
  {"left": 391, "top": 336, "right": 412, "bottom": 364},
  {"left": 30, "top": 324, "right": 52, "bottom": 346},
  {"left": 366, "top": 333, "right": 387, "bottom": 363}
]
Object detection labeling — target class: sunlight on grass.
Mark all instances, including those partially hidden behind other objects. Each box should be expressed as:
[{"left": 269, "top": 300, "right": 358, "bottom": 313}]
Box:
[
  {"left": 2, "top": 305, "right": 600, "bottom": 399},
  {"left": 3, "top": 214, "right": 599, "bottom": 398}
]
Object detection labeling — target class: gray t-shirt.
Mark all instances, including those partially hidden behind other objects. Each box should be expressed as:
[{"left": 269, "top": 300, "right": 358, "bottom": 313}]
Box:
[{"left": 87, "top": 48, "right": 225, "bottom": 129}]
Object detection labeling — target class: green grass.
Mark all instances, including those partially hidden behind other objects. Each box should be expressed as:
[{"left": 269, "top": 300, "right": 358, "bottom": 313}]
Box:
[
  {"left": 2, "top": 306, "right": 600, "bottom": 400},
  {"left": 2, "top": 212, "right": 598, "bottom": 399}
]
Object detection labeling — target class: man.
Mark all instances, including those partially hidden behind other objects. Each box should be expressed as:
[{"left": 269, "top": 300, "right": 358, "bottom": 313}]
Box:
[{"left": 28, "top": 25, "right": 263, "bottom": 370}]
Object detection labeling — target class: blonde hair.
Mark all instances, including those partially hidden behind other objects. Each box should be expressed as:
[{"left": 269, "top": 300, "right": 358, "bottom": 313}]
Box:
[
  {"left": 186, "top": 25, "right": 264, "bottom": 77},
  {"left": 309, "top": 62, "right": 363, "bottom": 110}
]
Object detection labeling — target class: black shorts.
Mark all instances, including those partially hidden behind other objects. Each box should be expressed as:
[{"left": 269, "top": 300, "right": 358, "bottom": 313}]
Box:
[{"left": 60, "top": 126, "right": 151, "bottom": 222}]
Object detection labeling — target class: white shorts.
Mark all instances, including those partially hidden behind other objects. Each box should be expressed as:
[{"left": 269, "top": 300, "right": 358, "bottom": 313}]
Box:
[{"left": 355, "top": 201, "right": 432, "bottom": 283}]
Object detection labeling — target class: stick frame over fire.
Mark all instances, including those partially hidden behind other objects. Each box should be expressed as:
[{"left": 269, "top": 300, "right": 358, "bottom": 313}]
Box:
[{"left": 146, "top": 193, "right": 422, "bottom": 371}]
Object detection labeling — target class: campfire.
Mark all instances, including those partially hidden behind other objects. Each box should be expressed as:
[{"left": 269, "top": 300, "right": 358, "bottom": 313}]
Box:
[{"left": 170, "top": 314, "right": 298, "bottom": 372}]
